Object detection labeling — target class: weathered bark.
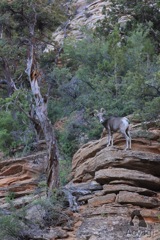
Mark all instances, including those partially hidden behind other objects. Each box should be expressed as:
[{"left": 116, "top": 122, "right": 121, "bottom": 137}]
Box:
[
  {"left": 29, "top": 106, "right": 44, "bottom": 141},
  {"left": 25, "top": 44, "right": 60, "bottom": 195},
  {"left": 19, "top": 2, "right": 60, "bottom": 194}
]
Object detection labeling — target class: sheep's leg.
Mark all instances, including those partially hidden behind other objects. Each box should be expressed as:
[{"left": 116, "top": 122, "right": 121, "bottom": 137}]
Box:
[
  {"left": 107, "top": 129, "right": 112, "bottom": 147},
  {"left": 127, "top": 130, "right": 131, "bottom": 149},
  {"left": 125, "top": 137, "right": 129, "bottom": 150},
  {"left": 126, "top": 128, "right": 131, "bottom": 149},
  {"left": 111, "top": 134, "right": 114, "bottom": 147},
  {"left": 107, "top": 134, "right": 111, "bottom": 146},
  {"left": 122, "top": 131, "right": 130, "bottom": 150}
]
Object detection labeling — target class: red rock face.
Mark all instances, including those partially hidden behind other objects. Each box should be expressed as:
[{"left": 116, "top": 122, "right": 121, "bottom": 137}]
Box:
[
  {"left": 0, "top": 152, "right": 47, "bottom": 206},
  {"left": 69, "top": 120, "right": 160, "bottom": 240},
  {"left": 0, "top": 120, "right": 159, "bottom": 239}
]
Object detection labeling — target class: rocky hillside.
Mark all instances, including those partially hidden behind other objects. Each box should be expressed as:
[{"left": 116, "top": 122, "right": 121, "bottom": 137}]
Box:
[
  {"left": 49, "top": 0, "right": 133, "bottom": 48},
  {"left": 68, "top": 119, "right": 160, "bottom": 240},
  {"left": 52, "top": 0, "right": 111, "bottom": 43},
  {"left": 0, "top": 119, "right": 159, "bottom": 239},
  {"left": 0, "top": 151, "right": 47, "bottom": 208},
  {"left": 47, "top": 0, "right": 124, "bottom": 49},
  {"left": 0, "top": 0, "right": 160, "bottom": 239}
]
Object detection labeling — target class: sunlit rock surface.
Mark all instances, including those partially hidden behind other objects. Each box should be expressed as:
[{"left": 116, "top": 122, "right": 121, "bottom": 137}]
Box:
[
  {"left": 0, "top": 120, "right": 160, "bottom": 239},
  {"left": 0, "top": 152, "right": 47, "bottom": 207},
  {"left": 52, "top": 0, "right": 112, "bottom": 44},
  {"left": 68, "top": 119, "right": 160, "bottom": 240}
]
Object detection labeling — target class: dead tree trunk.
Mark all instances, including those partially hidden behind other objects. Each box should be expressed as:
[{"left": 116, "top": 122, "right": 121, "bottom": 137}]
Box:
[
  {"left": 25, "top": 44, "right": 60, "bottom": 195},
  {"left": 23, "top": 3, "right": 60, "bottom": 195}
]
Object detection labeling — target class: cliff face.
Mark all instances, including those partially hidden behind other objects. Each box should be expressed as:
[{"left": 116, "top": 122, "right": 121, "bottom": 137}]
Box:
[
  {"left": 47, "top": 0, "right": 113, "bottom": 49},
  {"left": 0, "top": 0, "right": 160, "bottom": 238},
  {"left": 0, "top": 152, "right": 47, "bottom": 208},
  {"left": 68, "top": 120, "right": 160, "bottom": 240},
  {"left": 51, "top": 0, "right": 132, "bottom": 47},
  {"left": 0, "top": 122, "right": 159, "bottom": 240}
]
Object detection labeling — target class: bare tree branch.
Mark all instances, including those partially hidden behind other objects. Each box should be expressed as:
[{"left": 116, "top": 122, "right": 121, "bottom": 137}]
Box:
[{"left": 25, "top": 5, "right": 60, "bottom": 195}]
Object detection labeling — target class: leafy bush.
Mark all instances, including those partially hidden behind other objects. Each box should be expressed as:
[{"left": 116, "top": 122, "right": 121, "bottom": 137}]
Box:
[
  {"left": 0, "top": 197, "right": 29, "bottom": 240},
  {"left": 0, "top": 190, "right": 73, "bottom": 239},
  {"left": 59, "top": 159, "right": 72, "bottom": 185},
  {"left": 57, "top": 118, "right": 81, "bottom": 160},
  {"left": 142, "top": 97, "right": 160, "bottom": 120},
  {"left": 0, "top": 110, "right": 35, "bottom": 156},
  {"left": 0, "top": 90, "right": 36, "bottom": 156},
  {"left": 32, "top": 190, "right": 72, "bottom": 228},
  {"left": 0, "top": 111, "right": 20, "bottom": 155},
  {"left": 0, "top": 214, "right": 22, "bottom": 240}
]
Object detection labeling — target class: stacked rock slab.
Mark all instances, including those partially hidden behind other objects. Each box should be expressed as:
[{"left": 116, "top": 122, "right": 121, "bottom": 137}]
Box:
[
  {"left": 69, "top": 122, "right": 160, "bottom": 240},
  {"left": 0, "top": 152, "right": 47, "bottom": 207}
]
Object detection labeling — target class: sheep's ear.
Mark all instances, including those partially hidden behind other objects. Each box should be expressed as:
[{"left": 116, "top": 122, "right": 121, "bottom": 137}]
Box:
[
  {"left": 93, "top": 109, "right": 98, "bottom": 116},
  {"left": 100, "top": 108, "right": 106, "bottom": 113}
]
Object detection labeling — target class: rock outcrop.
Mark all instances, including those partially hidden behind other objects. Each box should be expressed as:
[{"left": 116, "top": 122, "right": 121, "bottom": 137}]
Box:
[
  {"left": 0, "top": 120, "right": 160, "bottom": 239},
  {"left": 67, "top": 120, "right": 160, "bottom": 240},
  {"left": 52, "top": 0, "right": 112, "bottom": 44},
  {"left": 0, "top": 151, "right": 47, "bottom": 207},
  {"left": 46, "top": 0, "right": 134, "bottom": 52}
]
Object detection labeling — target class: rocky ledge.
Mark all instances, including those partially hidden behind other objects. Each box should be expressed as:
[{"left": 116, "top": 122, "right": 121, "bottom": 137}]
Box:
[
  {"left": 66, "top": 120, "right": 160, "bottom": 240},
  {"left": 0, "top": 120, "right": 159, "bottom": 240},
  {"left": 0, "top": 152, "right": 47, "bottom": 207}
]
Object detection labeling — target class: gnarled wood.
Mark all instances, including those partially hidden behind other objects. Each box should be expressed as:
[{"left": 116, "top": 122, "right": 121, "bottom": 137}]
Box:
[{"left": 25, "top": 35, "right": 59, "bottom": 196}]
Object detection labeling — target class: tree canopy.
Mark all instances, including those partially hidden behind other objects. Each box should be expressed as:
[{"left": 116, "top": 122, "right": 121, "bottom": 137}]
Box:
[{"left": 0, "top": 0, "right": 66, "bottom": 191}]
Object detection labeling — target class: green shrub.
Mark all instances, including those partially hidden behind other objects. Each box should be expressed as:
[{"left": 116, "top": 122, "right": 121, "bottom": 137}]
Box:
[
  {"left": 0, "top": 215, "right": 22, "bottom": 240},
  {"left": 142, "top": 97, "right": 160, "bottom": 120},
  {"left": 0, "top": 111, "right": 19, "bottom": 155},
  {"left": 0, "top": 110, "right": 35, "bottom": 156},
  {"left": 33, "top": 191, "right": 72, "bottom": 228},
  {"left": 59, "top": 159, "right": 72, "bottom": 186},
  {"left": 0, "top": 197, "right": 29, "bottom": 240}
]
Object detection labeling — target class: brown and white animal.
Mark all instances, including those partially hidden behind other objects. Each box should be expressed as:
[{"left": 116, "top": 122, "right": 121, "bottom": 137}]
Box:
[{"left": 94, "top": 108, "right": 131, "bottom": 150}]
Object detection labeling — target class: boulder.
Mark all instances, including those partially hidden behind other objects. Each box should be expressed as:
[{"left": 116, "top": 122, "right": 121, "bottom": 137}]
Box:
[
  {"left": 100, "top": 184, "right": 157, "bottom": 196},
  {"left": 88, "top": 193, "right": 116, "bottom": 207},
  {"left": 94, "top": 168, "right": 160, "bottom": 190},
  {"left": 117, "top": 191, "right": 160, "bottom": 208}
]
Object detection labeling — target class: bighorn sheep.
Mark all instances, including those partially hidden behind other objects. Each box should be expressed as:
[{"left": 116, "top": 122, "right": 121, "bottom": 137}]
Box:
[{"left": 94, "top": 108, "right": 131, "bottom": 150}]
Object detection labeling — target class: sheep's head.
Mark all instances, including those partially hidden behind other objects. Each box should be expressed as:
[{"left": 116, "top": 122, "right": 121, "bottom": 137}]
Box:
[{"left": 94, "top": 108, "right": 106, "bottom": 123}]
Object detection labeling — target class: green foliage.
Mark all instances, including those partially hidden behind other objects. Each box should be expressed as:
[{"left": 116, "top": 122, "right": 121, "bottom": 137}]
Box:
[
  {"left": 0, "top": 197, "right": 29, "bottom": 240},
  {"left": 0, "top": 0, "right": 160, "bottom": 163},
  {"left": 0, "top": 111, "right": 20, "bottom": 155},
  {"left": 43, "top": 22, "right": 160, "bottom": 163},
  {"left": 87, "top": 120, "right": 104, "bottom": 140},
  {"left": 48, "top": 98, "right": 64, "bottom": 123},
  {"left": 57, "top": 118, "right": 81, "bottom": 159},
  {"left": 0, "top": 91, "right": 35, "bottom": 156},
  {"left": 0, "top": 190, "right": 72, "bottom": 239},
  {"left": 142, "top": 97, "right": 160, "bottom": 120},
  {"left": 0, "top": 215, "right": 22, "bottom": 240},
  {"left": 59, "top": 25, "right": 159, "bottom": 117},
  {"left": 0, "top": 0, "right": 66, "bottom": 35},
  {"left": 33, "top": 191, "right": 72, "bottom": 227},
  {"left": 105, "top": 0, "right": 160, "bottom": 51},
  {"left": 59, "top": 159, "right": 71, "bottom": 185},
  {"left": 0, "top": 0, "right": 66, "bottom": 91},
  {"left": 0, "top": 0, "right": 66, "bottom": 158}
]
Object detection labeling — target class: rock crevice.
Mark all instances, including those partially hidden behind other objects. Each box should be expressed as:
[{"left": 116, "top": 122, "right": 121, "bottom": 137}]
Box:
[{"left": 68, "top": 121, "right": 160, "bottom": 239}]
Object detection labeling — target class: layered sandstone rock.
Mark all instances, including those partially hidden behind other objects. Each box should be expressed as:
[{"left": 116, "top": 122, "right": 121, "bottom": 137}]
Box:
[
  {"left": 67, "top": 120, "right": 160, "bottom": 240},
  {"left": 0, "top": 119, "right": 160, "bottom": 240},
  {"left": 0, "top": 152, "right": 47, "bottom": 207}
]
